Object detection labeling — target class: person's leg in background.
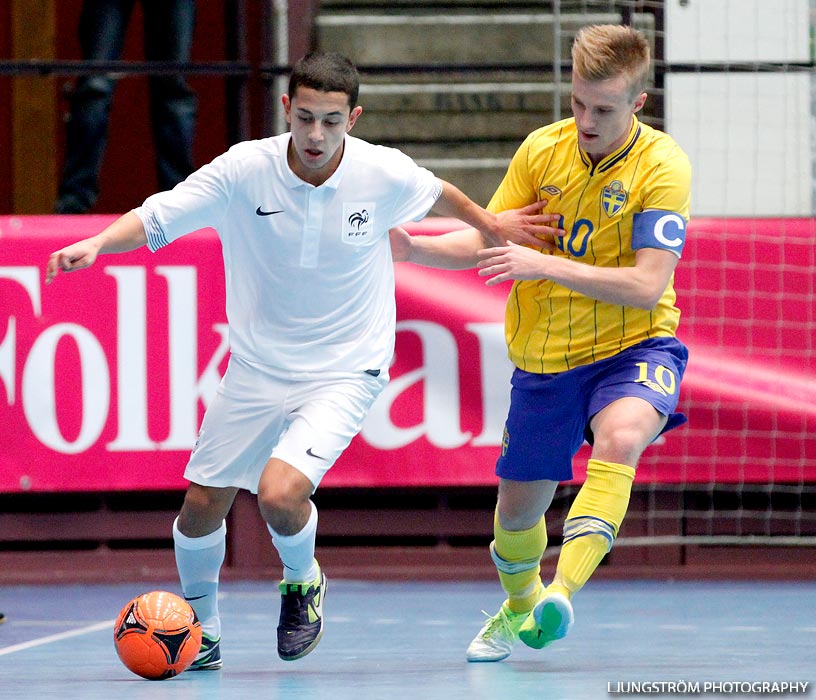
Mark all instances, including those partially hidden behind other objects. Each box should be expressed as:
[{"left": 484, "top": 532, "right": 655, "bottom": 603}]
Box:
[
  {"left": 56, "top": 0, "right": 136, "bottom": 213},
  {"left": 142, "top": 0, "right": 197, "bottom": 192}
]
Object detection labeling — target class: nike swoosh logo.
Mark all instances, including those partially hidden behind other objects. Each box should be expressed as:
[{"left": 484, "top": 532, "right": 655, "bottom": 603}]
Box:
[
  {"left": 185, "top": 594, "right": 208, "bottom": 601},
  {"left": 306, "top": 447, "right": 329, "bottom": 461},
  {"left": 256, "top": 206, "right": 283, "bottom": 216}
]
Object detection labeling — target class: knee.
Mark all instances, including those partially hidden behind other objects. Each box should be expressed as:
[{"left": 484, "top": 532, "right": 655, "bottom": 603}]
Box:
[
  {"left": 497, "top": 508, "right": 536, "bottom": 532},
  {"left": 178, "top": 485, "right": 234, "bottom": 537},
  {"left": 257, "top": 460, "right": 315, "bottom": 533},
  {"left": 496, "top": 498, "right": 547, "bottom": 532},
  {"left": 591, "top": 424, "right": 648, "bottom": 465},
  {"left": 258, "top": 483, "right": 296, "bottom": 517},
  {"left": 75, "top": 76, "right": 116, "bottom": 100},
  {"left": 257, "top": 483, "right": 311, "bottom": 533},
  {"left": 496, "top": 480, "right": 557, "bottom": 531}
]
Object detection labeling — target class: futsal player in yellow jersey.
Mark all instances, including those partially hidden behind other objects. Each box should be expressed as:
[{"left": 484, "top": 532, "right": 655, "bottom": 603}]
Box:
[
  {"left": 391, "top": 23, "right": 691, "bottom": 661},
  {"left": 493, "top": 109, "right": 689, "bottom": 375}
]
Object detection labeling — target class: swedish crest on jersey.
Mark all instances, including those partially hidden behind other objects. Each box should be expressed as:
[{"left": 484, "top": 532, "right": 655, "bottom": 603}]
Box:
[
  {"left": 601, "top": 180, "right": 628, "bottom": 217},
  {"left": 501, "top": 425, "right": 510, "bottom": 457}
]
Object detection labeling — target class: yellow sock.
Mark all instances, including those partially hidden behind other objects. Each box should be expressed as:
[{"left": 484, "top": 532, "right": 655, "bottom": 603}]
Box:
[
  {"left": 491, "top": 510, "right": 547, "bottom": 613},
  {"left": 548, "top": 459, "right": 635, "bottom": 599}
]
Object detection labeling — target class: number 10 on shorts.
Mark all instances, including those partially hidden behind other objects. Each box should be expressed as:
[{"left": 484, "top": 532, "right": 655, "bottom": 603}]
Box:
[{"left": 635, "top": 361, "right": 676, "bottom": 396}]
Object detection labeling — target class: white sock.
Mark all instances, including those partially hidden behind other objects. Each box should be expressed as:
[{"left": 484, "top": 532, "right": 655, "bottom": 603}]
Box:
[
  {"left": 268, "top": 501, "right": 319, "bottom": 582},
  {"left": 173, "top": 517, "right": 226, "bottom": 639}
]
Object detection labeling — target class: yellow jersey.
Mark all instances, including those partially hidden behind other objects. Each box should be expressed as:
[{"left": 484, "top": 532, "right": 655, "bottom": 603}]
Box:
[{"left": 488, "top": 116, "right": 691, "bottom": 374}]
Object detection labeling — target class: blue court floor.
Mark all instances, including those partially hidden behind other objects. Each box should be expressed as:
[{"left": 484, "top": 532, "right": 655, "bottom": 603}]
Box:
[{"left": 0, "top": 579, "right": 813, "bottom": 700}]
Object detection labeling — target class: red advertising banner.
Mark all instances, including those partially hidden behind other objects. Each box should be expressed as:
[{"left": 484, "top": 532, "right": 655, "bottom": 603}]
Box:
[{"left": 1, "top": 215, "right": 814, "bottom": 493}]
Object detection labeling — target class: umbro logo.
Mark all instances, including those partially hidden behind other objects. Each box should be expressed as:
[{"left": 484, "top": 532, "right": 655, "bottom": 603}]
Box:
[{"left": 256, "top": 206, "right": 284, "bottom": 216}]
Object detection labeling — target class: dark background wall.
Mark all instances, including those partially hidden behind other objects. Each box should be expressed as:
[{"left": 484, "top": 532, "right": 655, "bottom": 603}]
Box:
[{"left": 0, "top": 0, "right": 318, "bottom": 215}]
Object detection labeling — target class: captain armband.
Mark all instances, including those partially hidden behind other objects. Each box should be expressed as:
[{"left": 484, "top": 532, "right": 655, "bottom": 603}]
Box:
[{"left": 631, "top": 209, "right": 687, "bottom": 258}]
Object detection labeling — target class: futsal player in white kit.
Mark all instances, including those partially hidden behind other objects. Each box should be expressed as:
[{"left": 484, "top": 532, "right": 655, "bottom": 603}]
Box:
[{"left": 45, "top": 52, "right": 559, "bottom": 667}]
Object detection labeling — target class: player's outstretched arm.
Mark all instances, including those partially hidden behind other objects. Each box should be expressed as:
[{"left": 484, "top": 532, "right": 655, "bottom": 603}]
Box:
[
  {"left": 395, "top": 180, "right": 564, "bottom": 270},
  {"left": 389, "top": 225, "right": 487, "bottom": 269},
  {"left": 477, "top": 242, "right": 679, "bottom": 310},
  {"left": 46, "top": 211, "right": 148, "bottom": 284},
  {"left": 431, "top": 179, "right": 562, "bottom": 249},
  {"left": 389, "top": 208, "right": 562, "bottom": 272}
]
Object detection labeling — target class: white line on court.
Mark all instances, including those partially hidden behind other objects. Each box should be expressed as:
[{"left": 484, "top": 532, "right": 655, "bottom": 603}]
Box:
[{"left": 0, "top": 619, "right": 114, "bottom": 657}]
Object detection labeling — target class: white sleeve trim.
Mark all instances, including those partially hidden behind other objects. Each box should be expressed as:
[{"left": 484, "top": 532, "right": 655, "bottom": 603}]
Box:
[{"left": 133, "top": 206, "right": 169, "bottom": 252}]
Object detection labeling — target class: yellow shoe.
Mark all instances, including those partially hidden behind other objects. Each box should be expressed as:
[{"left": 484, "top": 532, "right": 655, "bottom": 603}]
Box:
[
  {"left": 518, "top": 592, "right": 573, "bottom": 649},
  {"left": 466, "top": 602, "right": 528, "bottom": 662}
]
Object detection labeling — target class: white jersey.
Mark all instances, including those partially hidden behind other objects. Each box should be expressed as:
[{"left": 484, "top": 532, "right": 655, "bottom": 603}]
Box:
[{"left": 134, "top": 133, "right": 442, "bottom": 375}]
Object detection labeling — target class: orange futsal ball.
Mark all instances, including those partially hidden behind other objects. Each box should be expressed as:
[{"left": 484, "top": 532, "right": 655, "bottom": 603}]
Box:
[{"left": 113, "top": 590, "right": 202, "bottom": 680}]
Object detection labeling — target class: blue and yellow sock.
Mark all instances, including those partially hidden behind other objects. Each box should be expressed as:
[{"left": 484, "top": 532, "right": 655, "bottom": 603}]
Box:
[
  {"left": 491, "top": 510, "right": 548, "bottom": 614},
  {"left": 547, "top": 459, "right": 635, "bottom": 599}
]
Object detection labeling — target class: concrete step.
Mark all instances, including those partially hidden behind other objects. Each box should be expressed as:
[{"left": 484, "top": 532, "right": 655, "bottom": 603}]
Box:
[
  {"left": 353, "top": 80, "right": 571, "bottom": 143},
  {"left": 314, "top": 6, "right": 657, "bottom": 205},
  {"left": 412, "top": 158, "right": 510, "bottom": 207},
  {"left": 359, "top": 80, "right": 569, "bottom": 110},
  {"left": 376, "top": 142, "right": 516, "bottom": 206},
  {"left": 353, "top": 111, "right": 545, "bottom": 143},
  {"left": 398, "top": 141, "right": 517, "bottom": 158},
  {"left": 319, "top": 1, "right": 635, "bottom": 13},
  {"left": 399, "top": 114, "right": 667, "bottom": 205},
  {"left": 316, "top": 11, "right": 633, "bottom": 65},
  {"left": 321, "top": 1, "right": 565, "bottom": 7}
]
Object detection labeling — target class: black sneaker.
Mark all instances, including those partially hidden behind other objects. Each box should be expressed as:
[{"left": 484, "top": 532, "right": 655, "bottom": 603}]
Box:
[
  {"left": 189, "top": 633, "right": 222, "bottom": 670},
  {"left": 277, "top": 568, "right": 327, "bottom": 661}
]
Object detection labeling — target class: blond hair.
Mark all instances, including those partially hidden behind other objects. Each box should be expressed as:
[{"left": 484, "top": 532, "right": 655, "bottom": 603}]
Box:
[{"left": 571, "top": 24, "right": 650, "bottom": 97}]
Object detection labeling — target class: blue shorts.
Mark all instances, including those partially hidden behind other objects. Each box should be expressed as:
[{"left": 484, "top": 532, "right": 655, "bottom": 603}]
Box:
[{"left": 495, "top": 337, "right": 689, "bottom": 482}]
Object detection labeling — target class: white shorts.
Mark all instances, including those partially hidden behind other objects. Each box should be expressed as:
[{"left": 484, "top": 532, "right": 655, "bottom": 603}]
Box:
[{"left": 184, "top": 354, "right": 388, "bottom": 493}]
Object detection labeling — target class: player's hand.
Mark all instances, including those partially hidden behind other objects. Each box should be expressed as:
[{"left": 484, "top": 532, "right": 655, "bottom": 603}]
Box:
[
  {"left": 388, "top": 226, "right": 412, "bottom": 262},
  {"left": 476, "top": 240, "right": 552, "bottom": 286},
  {"left": 45, "top": 240, "right": 101, "bottom": 284},
  {"left": 491, "top": 200, "right": 564, "bottom": 251}
]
